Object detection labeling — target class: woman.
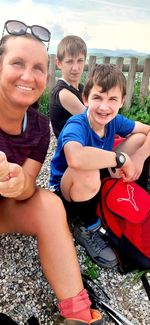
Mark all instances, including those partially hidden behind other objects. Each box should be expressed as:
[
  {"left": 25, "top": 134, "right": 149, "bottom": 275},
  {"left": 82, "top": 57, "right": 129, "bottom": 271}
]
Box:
[{"left": 0, "top": 21, "right": 104, "bottom": 324}]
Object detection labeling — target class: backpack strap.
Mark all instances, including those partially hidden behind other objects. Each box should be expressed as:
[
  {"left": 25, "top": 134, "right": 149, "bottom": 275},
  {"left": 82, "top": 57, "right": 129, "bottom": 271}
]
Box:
[{"left": 141, "top": 273, "right": 150, "bottom": 300}]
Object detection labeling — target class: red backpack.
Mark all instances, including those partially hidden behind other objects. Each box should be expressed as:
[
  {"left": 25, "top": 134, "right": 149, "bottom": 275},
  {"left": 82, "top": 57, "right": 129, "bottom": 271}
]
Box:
[{"left": 97, "top": 177, "right": 150, "bottom": 271}]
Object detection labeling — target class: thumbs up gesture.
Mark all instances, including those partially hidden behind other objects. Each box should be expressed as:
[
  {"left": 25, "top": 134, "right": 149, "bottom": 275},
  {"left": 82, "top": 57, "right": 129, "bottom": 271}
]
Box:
[
  {"left": 0, "top": 151, "right": 10, "bottom": 181},
  {"left": 0, "top": 151, "right": 25, "bottom": 198}
]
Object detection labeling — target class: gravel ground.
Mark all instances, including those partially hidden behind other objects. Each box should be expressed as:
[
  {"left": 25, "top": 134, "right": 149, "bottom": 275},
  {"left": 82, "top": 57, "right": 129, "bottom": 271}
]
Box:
[{"left": 0, "top": 130, "right": 150, "bottom": 325}]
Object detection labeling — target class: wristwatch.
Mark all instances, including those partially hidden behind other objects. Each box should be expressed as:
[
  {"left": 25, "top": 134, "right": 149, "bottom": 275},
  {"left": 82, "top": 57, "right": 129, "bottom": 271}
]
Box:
[{"left": 111, "top": 152, "right": 126, "bottom": 173}]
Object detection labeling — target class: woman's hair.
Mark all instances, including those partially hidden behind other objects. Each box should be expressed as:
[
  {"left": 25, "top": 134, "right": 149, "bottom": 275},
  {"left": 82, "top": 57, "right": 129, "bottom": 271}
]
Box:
[
  {"left": 83, "top": 64, "right": 126, "bottom": 100},
  {"left": 0, "top": 33, "right": 50, "bottom": 69},
  {"left": 0, "top": 34, "right": 40, "bottom": 55},
  {"left": 57, "top": 35, "right": 87, "bottom": 62}
]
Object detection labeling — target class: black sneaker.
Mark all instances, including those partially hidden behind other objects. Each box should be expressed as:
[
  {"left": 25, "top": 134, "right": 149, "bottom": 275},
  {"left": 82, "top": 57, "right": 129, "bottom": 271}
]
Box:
[{"left": 73, "top": 222, "right": 117, "bottom": 268}]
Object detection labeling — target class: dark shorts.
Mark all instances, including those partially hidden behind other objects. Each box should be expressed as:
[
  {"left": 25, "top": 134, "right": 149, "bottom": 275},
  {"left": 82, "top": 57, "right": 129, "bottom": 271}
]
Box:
[
  {"left": 54, "top": 169, "right": 109, "bottom": 221},
  {"left": 55, "top": 190, "right": 77, "bottom": 222}
]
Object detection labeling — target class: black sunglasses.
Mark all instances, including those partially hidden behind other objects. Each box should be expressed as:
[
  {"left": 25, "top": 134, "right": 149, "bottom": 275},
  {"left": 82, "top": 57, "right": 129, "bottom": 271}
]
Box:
[{"left": 2, "top": 20, "right": 51, "bottom": 50}]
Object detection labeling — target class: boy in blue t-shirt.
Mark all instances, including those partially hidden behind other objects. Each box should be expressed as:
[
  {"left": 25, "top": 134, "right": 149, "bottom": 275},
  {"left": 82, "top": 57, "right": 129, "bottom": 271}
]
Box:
[{"left": 50, "top": 64, "right": 150, "bottom": 268}]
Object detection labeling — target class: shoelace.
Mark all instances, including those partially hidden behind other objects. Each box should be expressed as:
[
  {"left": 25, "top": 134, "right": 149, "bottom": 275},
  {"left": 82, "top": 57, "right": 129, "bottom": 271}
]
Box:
[{"left": 85, "top": 228, "right": 108, "bottom": 255}]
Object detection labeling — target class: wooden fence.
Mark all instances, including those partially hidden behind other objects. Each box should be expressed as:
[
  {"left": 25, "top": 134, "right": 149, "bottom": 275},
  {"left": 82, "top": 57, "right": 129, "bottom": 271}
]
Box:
[{"left": 48, "top": 55, "right": 150, "bottom": 110}]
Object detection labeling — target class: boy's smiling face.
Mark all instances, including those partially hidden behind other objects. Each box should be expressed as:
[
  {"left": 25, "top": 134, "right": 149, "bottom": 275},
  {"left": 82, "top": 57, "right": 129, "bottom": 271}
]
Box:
[{"left": 83, "top": 84, "right": 125, "bottom": 131}]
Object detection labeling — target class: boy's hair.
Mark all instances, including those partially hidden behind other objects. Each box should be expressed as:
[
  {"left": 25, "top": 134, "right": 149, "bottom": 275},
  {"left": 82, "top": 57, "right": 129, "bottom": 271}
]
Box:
[
  {"left": 57, "top": 35, "right": 87, "bottom": 62},
  {"left": 83, "top": 64, "right": 126, "bottom": 99}
]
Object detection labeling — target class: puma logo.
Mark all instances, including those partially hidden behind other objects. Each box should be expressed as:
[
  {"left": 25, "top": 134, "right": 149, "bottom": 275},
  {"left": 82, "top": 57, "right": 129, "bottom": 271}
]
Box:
[{"left": 117, "top": 184, "right": 139, "bottom": 211}]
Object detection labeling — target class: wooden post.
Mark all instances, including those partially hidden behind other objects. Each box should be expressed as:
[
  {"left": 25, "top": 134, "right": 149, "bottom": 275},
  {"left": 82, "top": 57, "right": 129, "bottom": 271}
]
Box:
[
  {"left": 116, "top": 57, "right": 124, "bottom": 71},
  {"left": 124, "top": 57, "right": 138, "bottom": 110},
  {"left": 140, "top": 58, "right": 150, "bottom": 105},
  {"left": 48, "top": 54, "right": 56, "bottom": 92},
  {"left": 103, "top": 56, "right": 110, "bottom": 64},
  {"left": 88, "top": 56, "right": 96, "bottom": 74}
]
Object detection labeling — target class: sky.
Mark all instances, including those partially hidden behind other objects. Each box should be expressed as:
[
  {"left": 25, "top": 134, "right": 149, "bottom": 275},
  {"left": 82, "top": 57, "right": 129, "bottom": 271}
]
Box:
[{"left": 0, "top": 0, "right": 150, "bottom": 54}]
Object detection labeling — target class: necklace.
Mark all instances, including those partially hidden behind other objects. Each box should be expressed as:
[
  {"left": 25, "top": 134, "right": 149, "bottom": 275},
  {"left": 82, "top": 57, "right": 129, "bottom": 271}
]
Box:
[{"left": 22, "top": 112, "right": 27, "bottom": 132}]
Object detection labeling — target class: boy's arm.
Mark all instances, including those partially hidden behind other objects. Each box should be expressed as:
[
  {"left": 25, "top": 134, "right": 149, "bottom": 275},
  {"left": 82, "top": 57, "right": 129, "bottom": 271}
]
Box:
[
  {"left": 59, "top": 89, "right": 85, "bottom": 115},
  {"left": 131, "top": 121, "right": 150, "bottom": 135},
  {"left": 128, "top": 131, "right": 150, "bottom": 181},
  {"left": 133, "top": 130, "right": 150, "bottom": 160},
  {"left": 64, "top": 141, "right": 134, "bottom": 178},
  {"left": 117, "top": 122, "right": 150, "bottom": 182}
]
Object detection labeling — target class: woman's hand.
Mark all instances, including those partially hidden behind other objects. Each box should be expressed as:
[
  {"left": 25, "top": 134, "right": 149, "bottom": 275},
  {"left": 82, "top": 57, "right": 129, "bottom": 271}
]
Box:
[
  {"left": 0, "top": 162, "right": 25, "bottom": 198},
  {"left": 0, "top": 155, "right": 42, "bottom": 200},
  {"left": 0, "top": 151, "right": 10, "bottom": 181}
]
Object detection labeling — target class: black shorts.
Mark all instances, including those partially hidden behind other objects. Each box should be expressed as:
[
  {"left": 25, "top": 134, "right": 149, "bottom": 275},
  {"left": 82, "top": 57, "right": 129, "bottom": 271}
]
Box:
[{"left": 55, "top": 190, "right": 77, "bottom": 222}]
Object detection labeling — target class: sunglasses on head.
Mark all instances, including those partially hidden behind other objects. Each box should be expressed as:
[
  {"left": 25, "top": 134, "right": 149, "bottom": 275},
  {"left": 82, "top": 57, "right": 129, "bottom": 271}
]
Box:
[{"left": 2, "top": 20, "right": 51, "bottom": 50}]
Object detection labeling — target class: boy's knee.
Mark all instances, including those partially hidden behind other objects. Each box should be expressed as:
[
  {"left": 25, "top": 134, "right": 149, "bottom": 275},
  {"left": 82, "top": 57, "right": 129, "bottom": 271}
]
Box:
[
  {"left": 71, "top": 170, "right": 100, "bottom": 198},
  {"left": 84, "top": 170, "right": 100, "bottom": 190},
  {"left": 136, "top": 133, "right": 146, "bottom": 145}
]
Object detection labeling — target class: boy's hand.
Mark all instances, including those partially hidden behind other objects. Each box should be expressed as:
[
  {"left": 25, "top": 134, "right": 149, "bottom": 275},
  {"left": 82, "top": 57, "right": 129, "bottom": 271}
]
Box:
[
  {"left": 119, "top": 154, "right": 137, "bottom": 182},
  {"left": 0, "top": 151, "right": 10, "bottom": 181},
  {"left": 0, "top": 163, "right": 25, "bottom": 198},
  {"left": 129, "top": 153, "right": 145, "bottom": 180}
]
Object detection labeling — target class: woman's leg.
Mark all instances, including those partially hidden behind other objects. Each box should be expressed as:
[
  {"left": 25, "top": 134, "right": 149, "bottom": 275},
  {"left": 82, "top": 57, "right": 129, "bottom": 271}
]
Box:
[
  {"left": 0, "top": 189, "right": 105, "bottom": 323},
  {"left": 0, "top": 188, "right": 83, "bottom": 300}
]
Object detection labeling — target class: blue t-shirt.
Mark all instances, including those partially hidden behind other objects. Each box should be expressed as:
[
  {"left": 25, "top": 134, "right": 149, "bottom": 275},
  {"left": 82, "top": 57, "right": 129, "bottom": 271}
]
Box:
[{"left": 50, "top": 109, "right": 135, "bottom": 191}]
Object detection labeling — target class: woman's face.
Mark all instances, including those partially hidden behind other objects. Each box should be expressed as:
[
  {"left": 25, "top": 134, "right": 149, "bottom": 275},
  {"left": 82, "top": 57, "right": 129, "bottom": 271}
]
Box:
[{"left": 0, "top": 36, "right": 49, "bottom": 109}]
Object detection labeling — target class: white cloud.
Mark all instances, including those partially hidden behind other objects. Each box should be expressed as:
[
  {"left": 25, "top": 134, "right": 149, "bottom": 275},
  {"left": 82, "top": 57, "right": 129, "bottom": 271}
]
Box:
[
  {"left": 87, "top": 21, "right": 150, "bottom": 52},
  {"left": 0, "top": 0, "right": 150, "bottom": 53}
]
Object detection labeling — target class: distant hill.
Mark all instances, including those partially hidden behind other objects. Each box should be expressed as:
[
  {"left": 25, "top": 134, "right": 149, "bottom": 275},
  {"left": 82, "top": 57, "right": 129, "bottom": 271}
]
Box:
[
  {"left": 49, "top": 46, "right": 150, "bottom": 57},
  {"left": 87, "top": 48, "right": 150, "bottom": 57}
]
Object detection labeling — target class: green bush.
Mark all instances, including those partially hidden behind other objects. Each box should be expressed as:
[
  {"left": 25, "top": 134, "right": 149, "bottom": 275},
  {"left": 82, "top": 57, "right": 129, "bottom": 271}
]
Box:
[
  {"left": 121, "top": 78, "right": 150, "bottom": 124},
  {"left": 39, "top": 87, "right": 50, "bottom": 116}
]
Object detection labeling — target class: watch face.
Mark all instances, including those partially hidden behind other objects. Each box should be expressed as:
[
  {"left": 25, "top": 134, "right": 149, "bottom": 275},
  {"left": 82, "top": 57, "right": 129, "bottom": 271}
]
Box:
[
  {"left": 120, "top": 154, "right": 126, "bottom": 163},
  {"left": 116, "top": 152, "right": 126, "bottom": 168}
]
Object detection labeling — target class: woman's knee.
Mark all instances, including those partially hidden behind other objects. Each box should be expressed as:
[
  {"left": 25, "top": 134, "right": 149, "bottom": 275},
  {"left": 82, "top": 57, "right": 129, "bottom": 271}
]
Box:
[{"left": 32, "top": 189, "right": 68, "bottom": 234}]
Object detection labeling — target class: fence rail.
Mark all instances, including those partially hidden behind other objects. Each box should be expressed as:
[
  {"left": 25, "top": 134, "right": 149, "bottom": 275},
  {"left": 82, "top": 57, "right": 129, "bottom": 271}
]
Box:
[{"left": 48, "top": 55, "right": 150, "bottom": 110}]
